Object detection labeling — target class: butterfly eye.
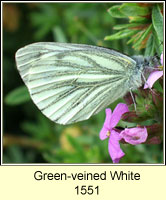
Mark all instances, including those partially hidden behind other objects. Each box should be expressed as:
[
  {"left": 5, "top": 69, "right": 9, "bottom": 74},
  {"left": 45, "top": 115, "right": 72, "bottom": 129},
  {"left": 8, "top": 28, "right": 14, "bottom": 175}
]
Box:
[{"left": 144, "top": 58, "right": 149, "bottom": 65}]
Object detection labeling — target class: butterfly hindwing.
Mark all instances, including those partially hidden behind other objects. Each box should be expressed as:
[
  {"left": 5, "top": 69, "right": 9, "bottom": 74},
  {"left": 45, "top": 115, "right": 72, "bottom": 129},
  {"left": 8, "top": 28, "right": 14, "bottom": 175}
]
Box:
[{"left": 15, "top": 42, "right": 136, "bottom": 124}]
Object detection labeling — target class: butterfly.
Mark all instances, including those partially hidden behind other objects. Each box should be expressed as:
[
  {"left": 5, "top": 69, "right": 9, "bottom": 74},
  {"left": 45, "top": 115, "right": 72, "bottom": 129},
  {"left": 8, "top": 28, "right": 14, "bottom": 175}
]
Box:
[{"left": 15, "top": 42, "right": 159, "bottom": 125}]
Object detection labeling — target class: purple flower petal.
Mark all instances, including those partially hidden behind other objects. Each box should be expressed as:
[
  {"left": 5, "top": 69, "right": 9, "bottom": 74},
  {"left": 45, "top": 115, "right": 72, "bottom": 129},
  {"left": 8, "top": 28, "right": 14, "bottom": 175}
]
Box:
[
  {"left": 108, "top": 130, "right": 125, "bottom": 163},
  {"left": 119, "top": 127, "right": 148, "bottom": 145},
  {"left": 105, "top": 108, "right": 112, "bottom": 128},
  {"left": 99, "top": 126, "right": 110, "bottom": 140},
  {"left": 144, "top": 70, "right": 163, "bottom": 89},
  {"left": 99, "top": 108, "right": 112, "bottom": 140},
  {"left": 110, "top": 103, "right": 129, "bottom": 128},
  {"left": 160, "top": 53, "right": 163, "bottom": 65}
]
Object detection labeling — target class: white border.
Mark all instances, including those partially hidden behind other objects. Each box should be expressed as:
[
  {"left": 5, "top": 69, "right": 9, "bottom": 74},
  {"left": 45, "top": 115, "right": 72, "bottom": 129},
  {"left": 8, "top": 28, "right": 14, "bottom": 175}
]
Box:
[{"left": 1, "top": 1, "right": 165, "bottom": 166}]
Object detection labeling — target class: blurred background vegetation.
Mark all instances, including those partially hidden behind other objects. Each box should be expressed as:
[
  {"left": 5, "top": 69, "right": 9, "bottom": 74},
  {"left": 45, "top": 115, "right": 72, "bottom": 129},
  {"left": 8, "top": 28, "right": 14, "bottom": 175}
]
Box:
[{"left": 3, "top": 2, "right": 163, "bottom": 163}]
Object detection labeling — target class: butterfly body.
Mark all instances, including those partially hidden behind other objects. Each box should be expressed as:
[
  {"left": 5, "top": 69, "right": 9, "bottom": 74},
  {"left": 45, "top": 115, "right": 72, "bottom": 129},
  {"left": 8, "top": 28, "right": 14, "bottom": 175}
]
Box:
[{"left": 15, "top": 42, "right": 154, "bottom": 124}]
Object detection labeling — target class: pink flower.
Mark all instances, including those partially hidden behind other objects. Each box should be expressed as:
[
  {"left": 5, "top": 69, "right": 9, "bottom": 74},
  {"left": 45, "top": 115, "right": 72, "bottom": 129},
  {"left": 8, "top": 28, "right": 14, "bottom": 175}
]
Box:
[
  {"left": 99, "top": 103, "right": 128, "bottom": 163},
  {"left": 160, "top": 53, "right": 163, "bottom": 65},
  {"left": 119, "top": 127, "right": 148, "bottom": 145},
  {"left": 99, "top": 103, "right": 148, "bottom": 163},
  {"left": 144, "top": 53, "right": 163, "bottom": 89},
  {"left": 108, "top": 130, "right": 125, "bottom": 163},
  {"left": 99, "top": 103, "right": 129, "bottom": 140}
]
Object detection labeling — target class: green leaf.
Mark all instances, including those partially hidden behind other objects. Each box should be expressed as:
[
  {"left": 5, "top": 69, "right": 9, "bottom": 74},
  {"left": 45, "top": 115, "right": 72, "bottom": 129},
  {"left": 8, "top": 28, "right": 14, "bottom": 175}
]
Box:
[
  {"left": 129, "top": 16, "right": 149, "bottom": 23},
  {"left": 127, "top": 32, "right": 141, "bottom": 44},
  {"left": 133, "top": 24, "right": 152, "bottom": 49},
  {"left": 104, "top": 29, "right": 138, "bottom": 40},
  {"left": 5, "top": 86, "right": 30, "bottom": 106},
  {"left": 53, "top": 26, "right": 68, "bottom": 43},
  {"left": 152, "top": 27, "right": 163, "bottom": 55},
  {"left": 120, "top": 3, "right": 150, "bottom": 17},
  {"left": 108, "top": 5, "right": 127, "bottom": 18},
  {"left": 113, "top": 23, "right": 145, "bottom": 30},
  {"left": 153, "top": 80, "right": 163, "bottom": 93},
  {"left": 144, "top": 34, "right": 155, "bottom": 56},
  {"left": 152, "top": 4, "right": 163, "bottom": 42}
]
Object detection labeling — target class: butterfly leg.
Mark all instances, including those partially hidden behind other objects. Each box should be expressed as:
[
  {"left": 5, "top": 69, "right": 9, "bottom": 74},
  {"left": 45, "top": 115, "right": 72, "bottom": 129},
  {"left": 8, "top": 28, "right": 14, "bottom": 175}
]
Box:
[{"left": 129, "top": 88, "right": 137, "bottom": 111}]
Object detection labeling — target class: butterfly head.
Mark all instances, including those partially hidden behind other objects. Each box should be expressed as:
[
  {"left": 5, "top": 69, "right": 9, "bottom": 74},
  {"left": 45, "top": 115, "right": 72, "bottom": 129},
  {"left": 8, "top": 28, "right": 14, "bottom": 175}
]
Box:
[{"left": 132, "top": 55, "right": 161, "bottom": 74}]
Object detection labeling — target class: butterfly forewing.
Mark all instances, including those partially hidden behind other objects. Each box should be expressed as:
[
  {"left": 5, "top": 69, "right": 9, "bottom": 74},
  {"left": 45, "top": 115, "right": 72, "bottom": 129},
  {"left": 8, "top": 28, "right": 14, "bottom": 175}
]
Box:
[{"left": 15, "top": 42, "right": 136, "bottom": 124}]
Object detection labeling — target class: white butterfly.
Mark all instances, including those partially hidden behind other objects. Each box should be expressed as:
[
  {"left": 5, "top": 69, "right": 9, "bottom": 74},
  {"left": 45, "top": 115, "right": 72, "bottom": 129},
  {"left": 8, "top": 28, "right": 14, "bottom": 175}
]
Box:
[{"left": 15, "top": 42, "right": 153, "bottom": 125}]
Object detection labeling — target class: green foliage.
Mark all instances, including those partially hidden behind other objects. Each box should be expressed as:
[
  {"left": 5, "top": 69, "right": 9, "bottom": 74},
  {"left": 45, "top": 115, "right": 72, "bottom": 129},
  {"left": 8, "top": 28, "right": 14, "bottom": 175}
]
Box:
[
  {"left": 3, "top": 3, "right": 163, "bottom": 164},
  {"left": 108, "top": 5, "right": 126, "bottom": 18},
  {"left": 152, "top": 4, "right": 163, "bottom": 42},
  {"left": 144, "top": 34, "right": 155, "bottom": 56},
  {"left": 120, "top": 3, "right": 150, "bottom": 17},
  {"left": 106, "top": 3, "right": 163, "bottom": 54},
  {"left": 53, "top": 26, "right": 68, "bottom": 43},
  {"left": 105, "top": 29, "right": 138, "bottom": 40},
  {"left": 5, "top": 86, "right": 30, "bottom": 105}
]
